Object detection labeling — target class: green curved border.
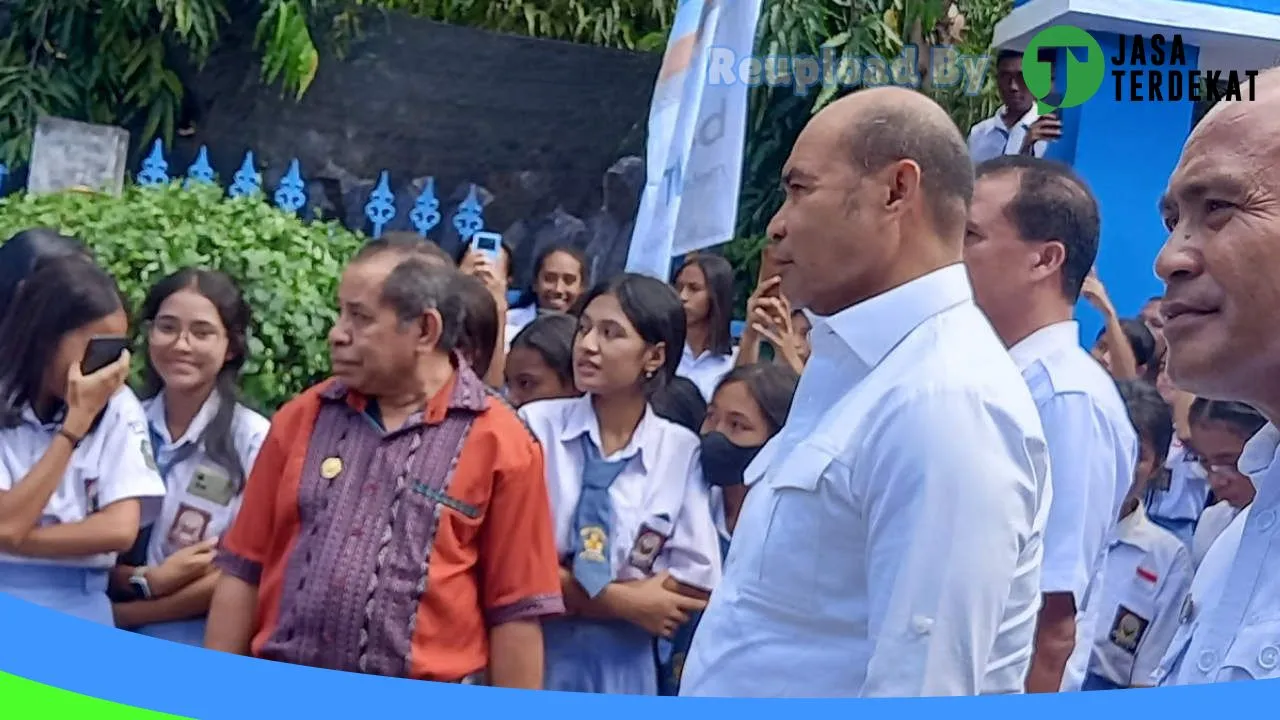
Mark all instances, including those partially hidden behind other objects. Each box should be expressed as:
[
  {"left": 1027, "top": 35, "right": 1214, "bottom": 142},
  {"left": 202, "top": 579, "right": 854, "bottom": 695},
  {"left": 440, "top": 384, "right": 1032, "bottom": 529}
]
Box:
[{"left": 0, "top": 672, "right": 190, "bottom": 718}]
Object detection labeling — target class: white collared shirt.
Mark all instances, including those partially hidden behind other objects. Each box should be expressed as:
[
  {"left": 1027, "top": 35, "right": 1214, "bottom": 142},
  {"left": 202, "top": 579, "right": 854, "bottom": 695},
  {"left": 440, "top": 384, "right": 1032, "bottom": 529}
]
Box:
[
  {"left": 1193, "top": 501, "right": 1242, "bottom": 570},
  {"left": 1085, "top": 503, "right": 1192, "bottom": 687},
  {"left": 967, "top": 106, "right": 1045, "bottom": 164},
  {"left": 680, "top": 263, "right": 1052, "bottom": 697},
  {"left": 518, "top": 394, "right": 721, "bottom": 592},
  {"left": 141, "top": 393, "right": 270, "bottom": 567},
  {"left": 1148, "top": 437, "right": 1211, "bottom": 539},
  {"left": 1008, "top": 321, "right": 1137, "bottom": 692},
  {"left": 0, "top": 388, "right": 166, "bottom": 569},
  {"left": 1153, "top": 423, "right": 1280, "bottom": 686},
  {"left": 505, "top": 304, "right": 539, "bottom": 349},
  {"left": 676, "top": 344, "right": 737, "bottom": 402}
]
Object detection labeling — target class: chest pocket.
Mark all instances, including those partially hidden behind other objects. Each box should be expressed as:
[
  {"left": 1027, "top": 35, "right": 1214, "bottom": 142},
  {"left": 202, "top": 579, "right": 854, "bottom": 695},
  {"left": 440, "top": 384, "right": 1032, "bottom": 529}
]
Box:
[
  {"left": 1222, "top": 621, "right": 1280, "bottom": 680},
  {"left": 749, "top": 443, "right": 833, "bottom": 615}
]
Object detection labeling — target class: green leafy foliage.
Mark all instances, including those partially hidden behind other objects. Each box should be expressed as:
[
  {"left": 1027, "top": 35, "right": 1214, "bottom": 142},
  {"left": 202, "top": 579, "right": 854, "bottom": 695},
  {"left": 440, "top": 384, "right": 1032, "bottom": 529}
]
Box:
[
  {"left": 0, "top": 185, "right": 365, "bottom": 412},
  {"left": 0, "top": 0, "right": 321, "bottom": 167}
]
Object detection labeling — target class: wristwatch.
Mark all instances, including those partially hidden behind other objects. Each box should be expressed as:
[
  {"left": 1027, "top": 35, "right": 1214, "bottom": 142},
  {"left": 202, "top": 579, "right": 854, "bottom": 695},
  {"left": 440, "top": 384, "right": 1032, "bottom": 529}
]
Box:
[{"left": 129, "top": 567, "right": 153, "bottom": 600}]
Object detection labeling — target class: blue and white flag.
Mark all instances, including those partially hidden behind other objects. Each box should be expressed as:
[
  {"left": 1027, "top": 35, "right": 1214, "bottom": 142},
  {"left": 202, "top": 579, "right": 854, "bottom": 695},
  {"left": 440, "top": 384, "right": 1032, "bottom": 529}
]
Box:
[{"left": 625, "top": 0, "right": 763, "bottom": 279}]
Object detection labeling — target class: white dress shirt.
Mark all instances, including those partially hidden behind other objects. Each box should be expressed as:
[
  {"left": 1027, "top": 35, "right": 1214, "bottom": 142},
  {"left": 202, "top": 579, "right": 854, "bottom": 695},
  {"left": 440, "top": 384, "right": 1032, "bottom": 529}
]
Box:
[
  {"left": 518, "top": 394, "right": 722, "bottom": 591},
  {"left": 1084, "top": 503, "right": 1193, "bottom": 687},
  {"left": 141, "top": 393, "right": 269, "bottom": 567},
  {"left": 0, "top": 388, "right": 166, "bottom": 570},
  {"left": 505, "top": 303, "right": 539, "bottom": 349},
  {"left": 967, "top": 106, "right": 1045, "bottom": 164},
  {"left": 680, "top": 263, "right": 1052, "bottom": 697},
  {"left": 1193, "top": 501, "right": 1242, "bottom": 570},
  {"left": 1008, "top": 321, "right": 1137, "bottom": 692},
  {"left": 1152, "top": 422, "right": 1280, "bottom": 685},
  {"left": 676, "top": 344, "right": 737, "bottom": 402}
]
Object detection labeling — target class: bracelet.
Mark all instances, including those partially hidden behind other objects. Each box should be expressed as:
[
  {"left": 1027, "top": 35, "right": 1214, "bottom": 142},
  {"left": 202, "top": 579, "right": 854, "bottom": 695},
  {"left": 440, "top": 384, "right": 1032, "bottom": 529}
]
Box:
[{"left": 56, "top": 426, "right": 84, "bottom": 448}]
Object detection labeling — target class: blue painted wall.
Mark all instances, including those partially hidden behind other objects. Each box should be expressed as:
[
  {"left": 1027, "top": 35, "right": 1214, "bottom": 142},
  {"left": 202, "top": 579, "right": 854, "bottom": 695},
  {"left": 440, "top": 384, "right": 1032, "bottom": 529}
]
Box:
[{"left": 1044, "top": 33, "right": 1197, "bottom": 346}]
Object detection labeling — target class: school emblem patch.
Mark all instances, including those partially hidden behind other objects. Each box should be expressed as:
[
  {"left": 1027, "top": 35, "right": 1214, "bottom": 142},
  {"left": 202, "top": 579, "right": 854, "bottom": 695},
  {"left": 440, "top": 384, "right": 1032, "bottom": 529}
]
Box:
[
  {"left": 1109, "top": 605, "right": 1150, "bottom": 655},
  {"left": 579, "top": 525, "right": 607, "bottom": 562},
  {"left": 628, "top": 526, "right": 668, "bottom": 573},
  {"left": 141, "top": 438, "right": 158, "bottom": 472}
]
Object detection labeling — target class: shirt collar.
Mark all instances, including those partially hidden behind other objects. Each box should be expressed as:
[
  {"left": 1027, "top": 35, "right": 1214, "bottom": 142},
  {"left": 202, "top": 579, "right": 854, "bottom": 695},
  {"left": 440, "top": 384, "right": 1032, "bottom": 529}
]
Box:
[
  {"left": 1240, "top": 422, "right": 1280, "bottom": 478},
  {"left": 319, "top": 360, "right": 488, "bottom": 426},
  {"left": 146, "top": 391, "right": 222, "bottom": 450},
  {"left": 814, "top": 263, "right": 972, "bottom": 369},
  {"left": 1008, "top": 321, "right": 1081, "bottom": 372},
  {"left": 1114, "top": 499, "right": 1160, "bottom": 552},
  {"left": 560, "top": 393, "right": 651, "bottom": 472},
  {"left": 19, "top": 403, "right": 65, "bottom": 430},
  {"left": 991, "top": 105, "right": 1039, "bottom": 130}
]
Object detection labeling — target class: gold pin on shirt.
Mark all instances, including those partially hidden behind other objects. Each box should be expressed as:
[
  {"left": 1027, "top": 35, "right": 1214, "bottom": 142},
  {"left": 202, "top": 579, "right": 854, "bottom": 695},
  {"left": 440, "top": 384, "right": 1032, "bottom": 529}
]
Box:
[{"left": 320, "top": 457, "right": 343, "bottom": 480}]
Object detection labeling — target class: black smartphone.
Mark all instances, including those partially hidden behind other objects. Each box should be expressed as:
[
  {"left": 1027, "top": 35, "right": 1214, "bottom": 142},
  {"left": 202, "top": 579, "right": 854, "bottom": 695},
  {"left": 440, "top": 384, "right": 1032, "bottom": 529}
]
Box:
[{"left": 81, "top": 336, "right": 129, "bottom": 375}]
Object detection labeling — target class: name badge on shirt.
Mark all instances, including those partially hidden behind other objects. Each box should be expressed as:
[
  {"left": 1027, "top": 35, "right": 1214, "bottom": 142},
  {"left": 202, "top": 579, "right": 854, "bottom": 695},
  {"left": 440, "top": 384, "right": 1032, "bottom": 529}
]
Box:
[
  {"left": 628, "top": 515, "right": 673, "bottom": 574},
  {"left": 187, "top": 465, "right": 235, "bottom": 507},
  {"left": 1110, "top": 605, "right": 1150, "bottom": 655},
  {"left": 84, "top": 477, "right": 100, "bottom": 513}
]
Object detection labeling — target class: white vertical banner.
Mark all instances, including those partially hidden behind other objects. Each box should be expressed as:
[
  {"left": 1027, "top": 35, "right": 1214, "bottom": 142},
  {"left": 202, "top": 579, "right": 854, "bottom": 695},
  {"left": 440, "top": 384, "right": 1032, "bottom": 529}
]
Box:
[{"left": 625, "top": 0, "right": 762, "bottom": 279}]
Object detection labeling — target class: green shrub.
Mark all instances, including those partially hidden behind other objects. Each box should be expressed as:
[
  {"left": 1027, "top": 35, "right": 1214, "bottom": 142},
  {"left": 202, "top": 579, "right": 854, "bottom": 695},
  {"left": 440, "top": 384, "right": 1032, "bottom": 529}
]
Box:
[{"left": 0, "top": 184, "right": 367, "bottom": 413}]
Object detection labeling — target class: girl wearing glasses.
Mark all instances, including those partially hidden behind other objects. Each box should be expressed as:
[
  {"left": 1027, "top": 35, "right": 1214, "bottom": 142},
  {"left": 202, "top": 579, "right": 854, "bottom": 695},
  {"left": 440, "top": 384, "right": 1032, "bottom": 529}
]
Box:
[
  {"left": 1188, "top": 399, "right": 1268, "bottom": 569},
  {"left": 109, "top": 268, "right": 269, "bottom": 646}
]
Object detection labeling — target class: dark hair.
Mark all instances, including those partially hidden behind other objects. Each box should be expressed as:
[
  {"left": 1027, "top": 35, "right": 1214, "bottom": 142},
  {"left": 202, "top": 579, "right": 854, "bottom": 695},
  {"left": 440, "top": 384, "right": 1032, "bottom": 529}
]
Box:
[
  {"left": 451, "top": 273, "right": 500, "bottom": 378},
  {"left": 975, "top": 156, "right": 1100, "bottom": 302},
  {"left": 356, "top": 234, "right": 454, "bottom": 267},
  {"left": 0, "top": 228, "right": 89, "bottom": 318},
  {"left": 0, "top": 255, "right": 125, "bottom": 426},
  {"left": 1095, "top": 317, "right": 1158, "bottom": 368},
  {"left": 677, "top": 254, "right": 734, "bottom": 357},
  {"left": 515, "top": 244, "right": 590, "bottom": 310},
  {"left": 847, "top": 100, "right": 975, "bottom": 236},
  {"left": 1115, "top": 379, "right": 1174, "bottom": 469},
  {"left": 141, "top": 268, "right": 254, "bottom": 489},
  {"left": 650, "top": 376, "right": 706, "bottom": 434},
  {"left": 379, "top": 259, "right": 466, "bottom": 354},
  {"left": 715, "top": 362, "right": 800, "bottom": 436},
  {"left": 577, "top": 273, "right": 686, "bottom": 393},
  {"left": 1189, "top": 398, "right": 1267, "bottom": 439},
  {"left": 995, "top": 50, "right": 1023, "bottom": 65},
  {"left": 510, "top": 312, "right": 577, "bottom": 387}
]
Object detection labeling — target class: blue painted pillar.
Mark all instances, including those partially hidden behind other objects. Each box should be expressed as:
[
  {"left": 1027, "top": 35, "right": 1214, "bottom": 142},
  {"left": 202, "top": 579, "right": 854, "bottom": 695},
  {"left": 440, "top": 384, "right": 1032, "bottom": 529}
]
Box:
[{"left": 1043, "top": 32, "right": 1198, "bottom": 346}]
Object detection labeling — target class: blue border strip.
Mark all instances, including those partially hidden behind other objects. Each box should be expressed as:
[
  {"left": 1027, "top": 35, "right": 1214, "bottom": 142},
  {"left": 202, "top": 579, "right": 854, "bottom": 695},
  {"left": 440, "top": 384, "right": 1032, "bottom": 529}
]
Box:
[{"left": 1, "top": 592, "right": 1275, "bottom": 717}]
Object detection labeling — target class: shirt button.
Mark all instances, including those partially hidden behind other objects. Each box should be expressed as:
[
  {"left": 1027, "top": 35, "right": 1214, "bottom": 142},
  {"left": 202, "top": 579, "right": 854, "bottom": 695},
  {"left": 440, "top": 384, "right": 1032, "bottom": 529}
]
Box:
[
  {"left": 1259, "top": 645, "right": 1279, "bottom": 670},
  {"left": 1258, "top": 510, "right": 1277, "bottom": 532},
  {"left": 911, "top": 616, "right": 934, "bottom": 635},
  {"left": 1197, "top": 650, "right": 1218, "bottom": 672}
]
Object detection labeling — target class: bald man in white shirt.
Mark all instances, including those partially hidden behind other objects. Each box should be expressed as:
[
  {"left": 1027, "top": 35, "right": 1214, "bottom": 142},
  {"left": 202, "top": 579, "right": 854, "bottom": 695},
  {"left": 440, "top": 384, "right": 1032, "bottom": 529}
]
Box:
[
  {"left": 680, "top": 87, "right": 1052, "bottom": 698},
  {"left": 963, "top": 155, "right": 1138, "bottom": 692}
]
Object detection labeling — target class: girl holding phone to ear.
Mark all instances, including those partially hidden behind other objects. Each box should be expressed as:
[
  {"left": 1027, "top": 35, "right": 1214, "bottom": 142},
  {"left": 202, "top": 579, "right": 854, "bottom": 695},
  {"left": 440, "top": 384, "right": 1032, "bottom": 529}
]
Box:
[
  {"left": 0, "top": 255, "right": 166, "bottom": 625},
  {"left": 109, "top": 268, "right": 269, "bottom": 646}
]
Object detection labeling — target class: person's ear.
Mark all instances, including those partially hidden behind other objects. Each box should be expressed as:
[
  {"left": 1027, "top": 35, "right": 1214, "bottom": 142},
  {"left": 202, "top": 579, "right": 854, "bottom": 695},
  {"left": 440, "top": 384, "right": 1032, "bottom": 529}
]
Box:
[
  {"left": 416, "top": 309, "right": 444, "bottom": 353},
  {"left": 641, "top": 342, "right": 666, "bottom": 380}
]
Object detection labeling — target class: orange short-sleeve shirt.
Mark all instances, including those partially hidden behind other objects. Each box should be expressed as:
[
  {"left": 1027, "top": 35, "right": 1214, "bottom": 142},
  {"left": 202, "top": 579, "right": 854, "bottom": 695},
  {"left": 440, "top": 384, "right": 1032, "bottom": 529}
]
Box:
[{"left": 216, "top": 369, "right": 563, "bottom": 681}]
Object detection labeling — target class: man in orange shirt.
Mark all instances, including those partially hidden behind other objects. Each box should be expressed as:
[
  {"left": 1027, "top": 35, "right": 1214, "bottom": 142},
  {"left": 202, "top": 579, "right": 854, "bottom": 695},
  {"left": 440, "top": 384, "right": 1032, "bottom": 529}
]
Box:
[{"left": 204, "top": 239, "right": 563, "bottom": 687}]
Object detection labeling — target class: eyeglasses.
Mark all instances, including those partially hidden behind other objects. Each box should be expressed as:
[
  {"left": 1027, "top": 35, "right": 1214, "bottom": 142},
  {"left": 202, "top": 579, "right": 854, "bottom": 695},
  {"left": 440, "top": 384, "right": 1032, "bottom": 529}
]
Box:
[{"left": 147, "top": 319, "right": 223, "bottom": 346}]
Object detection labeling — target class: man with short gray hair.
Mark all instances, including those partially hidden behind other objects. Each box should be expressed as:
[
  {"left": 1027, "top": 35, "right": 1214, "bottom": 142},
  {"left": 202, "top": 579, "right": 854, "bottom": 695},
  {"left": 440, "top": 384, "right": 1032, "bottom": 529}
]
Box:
[{"left": 205, "top": 243, "right": 564, "bottom": 688}]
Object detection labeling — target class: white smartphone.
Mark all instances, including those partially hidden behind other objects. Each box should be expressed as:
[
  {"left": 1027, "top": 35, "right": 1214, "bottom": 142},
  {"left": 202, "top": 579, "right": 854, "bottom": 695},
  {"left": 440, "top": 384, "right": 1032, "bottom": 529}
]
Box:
[{"left": 470, "top": 231, "right": 502, "bottom": 264}]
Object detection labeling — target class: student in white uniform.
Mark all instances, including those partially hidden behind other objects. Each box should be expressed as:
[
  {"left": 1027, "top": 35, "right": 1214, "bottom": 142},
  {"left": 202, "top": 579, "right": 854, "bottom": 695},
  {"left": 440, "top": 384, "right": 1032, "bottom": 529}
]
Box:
[
  {"left": 107, "top": 269, "right": 269, "bottom": 646},
  {"left": 964, "top": 155, "right": 1137, "bottom": 692},
  {"left": 518, "top": 273, "right": 721, "bottom": 695},
  {"left": 1146, "top": 76, "right": 1280, "bottom": 687},
  {"left": 684, "top": 89, "right": 1051, "bottom": 698},
  {"left": 1081, "top": 380, "right": 1192, "bottom": 690},
  {"left": 1147, "top": 381, "right": 1210, "bottom": 548},
  {"left": 1187, "top": 399, "right": 1267, "bottom": 568},
  {"left": 673, "top": 254, "right": 736, "bottom": 400},
  {"left": 503, "top": 245, "right": 587, "bottom": 348},
  {"left": 503, "top": 313, "right": 579, "bottom": 408},
  {"left": 0, "top": 255, "right": 166, "bottom": 624},
  {"left": 966, "top": 50, "right": 1057, "bottom": 163}
]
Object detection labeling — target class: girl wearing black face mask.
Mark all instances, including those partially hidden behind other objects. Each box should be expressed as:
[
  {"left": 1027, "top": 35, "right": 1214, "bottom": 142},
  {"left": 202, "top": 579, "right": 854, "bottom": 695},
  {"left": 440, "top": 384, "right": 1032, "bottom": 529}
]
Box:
[{"left": 699, "top": 363, "right": 799, "bottom": 545}]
